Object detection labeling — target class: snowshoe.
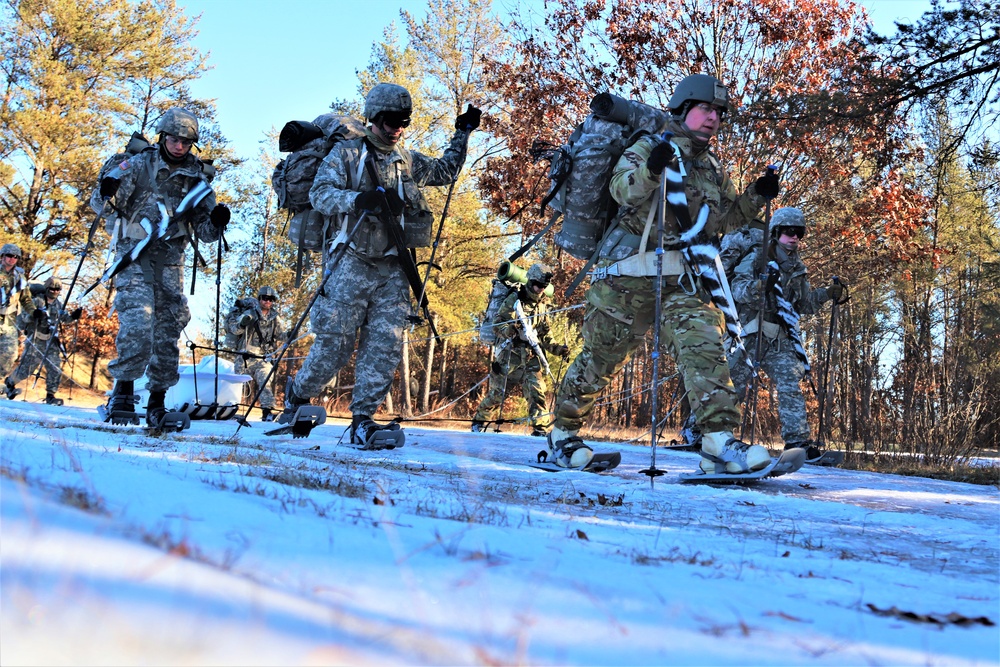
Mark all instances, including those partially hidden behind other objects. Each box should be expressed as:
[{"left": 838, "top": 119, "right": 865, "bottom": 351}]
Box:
[
  {"left": 350, "top": 416, "right": 404, "bottom": 450},
  {"left": 146, "top": 410, "right": 191, "bottom": 434},
  {"left": 680, "top": 448, "right": 806, "bottom": 484},
  {"left": 99, "top": 381, "right": 140, "bottom": 426},
  {"left": 542, "top": 427, "right": 595, "bottom": 469},
  {"left": 530, "top": 450, "right": 621, "bottom": 473},
  {"left": 265, "top": 405, "right": 326, "bottom": 438},
  {"left": 698, "top": 432, "right": 771, "bottom": 474},
  {"left": 44, "top": 394, "right": 64, "bottom": 406}
]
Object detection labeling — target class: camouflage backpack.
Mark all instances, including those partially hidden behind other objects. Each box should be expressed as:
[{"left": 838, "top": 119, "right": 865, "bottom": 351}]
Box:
[{"left": 538, "top": 93, "right": 670, "bottom": 260}]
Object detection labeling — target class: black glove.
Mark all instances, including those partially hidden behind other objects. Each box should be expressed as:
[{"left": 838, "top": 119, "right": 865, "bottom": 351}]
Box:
[
  {"left": 33, "top": 309, "right": 46, "bottom": 324},
  {"left": 69, "top": 307, "right": 83, "bottom": 321},
  {"left": 210, "top": 204, "right": 231, "bottom": 230},
  {"left": 238, "top": 311, "right": 257, "bottom": 329},
  {"left": 100, "top": 176, "right": 121, "bottom": 199},
  {"left": 765, "top": 264, "right": 780, "bottom": 295},
  {"left": 550, "top": 344, "right": 570, "bottom": 360},
  {"left": 755, "top": 170, "right": 780, "bottom": 199},
  {"left": 354, "top": 190, "right": 384, "bottom": 214},
  {"left": 646, "top": 141, "right": 675, "bottom": 175},
  {"left": 828, "top": 282, "right": 845, "bottom": 302},
  {"left": 383, "top": 188, "right": 404, "bottom": 218},
  {"left": 455, "top": 105, "right": 482, "bottom": 132},
  {"left": 491, "top": 361, "right": 502, "bottom": 375}
]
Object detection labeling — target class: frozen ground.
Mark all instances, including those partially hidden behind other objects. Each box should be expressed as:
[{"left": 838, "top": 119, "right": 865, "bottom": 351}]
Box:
[{"left": 1, "top": 400, "right": 997, "bottom": 666}]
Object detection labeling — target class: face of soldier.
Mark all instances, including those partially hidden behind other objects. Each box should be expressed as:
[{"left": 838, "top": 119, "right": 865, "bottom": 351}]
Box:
[
  {"left": 163, "top": 134, "right": 194, "bottom": 159},
  {"left": 371, "top": 112, "right": 410, "bottom": 146},
  {"left": 684, "top": 102, "right": 723, "bottom": 138},
  {"left": 259, "top": 295, "right": 276, "bottom": 314},
  {"left": 46, "top": 287, "right": 61, "bottom": 303},
  {"left": 778, "top": 227, "right": 804, "bottom": 251},
  {"left": 1, "top": 253, "right": 18, "bottom": 272}
]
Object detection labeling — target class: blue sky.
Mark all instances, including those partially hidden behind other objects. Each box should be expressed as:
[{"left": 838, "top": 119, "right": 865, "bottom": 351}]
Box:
[{"left": 178, "top": 0, "right": 932, "bottom": 163}]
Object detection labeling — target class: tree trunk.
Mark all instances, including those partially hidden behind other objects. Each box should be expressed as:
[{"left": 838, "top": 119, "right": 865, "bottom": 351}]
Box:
[
  {"left": 421, "top": 316, "right": 437, "bottom": 413},
  {"left": 401, "top": 329, "right": 412, "bottom": 417},
  {"left": 89, "top": 352, "right": 99, "bottom": 389}
]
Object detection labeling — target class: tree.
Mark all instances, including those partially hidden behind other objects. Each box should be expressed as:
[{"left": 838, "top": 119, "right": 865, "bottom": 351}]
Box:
[{"left": 72, "top": 297, "right": 118, "bottom": 389}]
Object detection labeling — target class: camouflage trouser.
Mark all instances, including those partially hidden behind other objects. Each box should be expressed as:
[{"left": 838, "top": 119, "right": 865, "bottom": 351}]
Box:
[
  {"left": 293, "top": 251, "right": 409, "bottom": 417},
  {"left": 0, "top": 321, "right": 19, "bottom": 380},
  {"left": 473, "top": 347, "right": 549, "bottom": 428},
  {"left": 729, "top": 334, "right": 810, "bottom": 445},
  {"left": 236, "top": 356, "right": 275, "bottom": 409},
  {"left": 108, "top": 256, "right": 191, "bottom": 392},
  {"left": 9, "top": 335, "right": 62, "bottom": 394},
  {"left": 553, "top": 275, "right": 740, "bottom": 434}
]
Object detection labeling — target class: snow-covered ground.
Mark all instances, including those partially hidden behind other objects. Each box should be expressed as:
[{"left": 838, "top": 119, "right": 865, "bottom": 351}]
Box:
[{"left": 2, "top": 400, "right": 997, "bottom": 666}]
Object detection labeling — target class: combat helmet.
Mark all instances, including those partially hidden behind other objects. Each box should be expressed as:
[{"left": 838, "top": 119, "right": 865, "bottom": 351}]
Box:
[
  {"left": 44, "top": 277, "right": 62, "bottom": 291},
  {"left": 526, "top": 263, "right": 553, "bottom": 288},
  {"left": 668, "top": 74, "right": 729, "bottom": 116},
  {"left": 364, "top": 83, "right": 412, "bottom": 122},
  {"left": 156, "top": 107, "right": 200, "bottom": 142},
  {"left": 258, "top": 286, "right": 278, "bottom": 300},
  {"left": 769, "top": 207, "right": 807, "bottom": 238},
  {"left": 1, "top": 243, "right": 22, "bottom": 258}
]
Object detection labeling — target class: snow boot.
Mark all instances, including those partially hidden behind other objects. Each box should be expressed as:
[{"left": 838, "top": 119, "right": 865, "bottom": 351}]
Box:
[
  {"left": 544, "top": 426, "right": 594, "bottom": 468},
  {"left": 4, "top": 378, "right": 21, "bottom": 400},
  {"left": 101, "top": 380, "right": 139, "bottom": 425},
  {"left": 277, "top": 378, "right": 310, "bottom": 425},
  {"left": 470, "top": 420, "right": 485, "bottom": 433},
  {"left": 261, "top": 407, "right": 276, "bottom": 422},
  {"left": 785, "top": 440, "right": 823, "bottom": 462},
  {"left": 351, "top": 414, "right": 404, "bottom": 449},
  {"left": 44, "top": 393, "right": 64, "bottom": 406},
  {"left": 699, "top": 432, "right": 770, "bottom": 474},
  {"left": 145, "top": 390, "right": 167, "bottom": 428}
]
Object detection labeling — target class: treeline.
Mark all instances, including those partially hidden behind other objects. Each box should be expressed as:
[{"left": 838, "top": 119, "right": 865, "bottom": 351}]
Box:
[{"left": 2, "top": 0, "right": 997, "bottom": 460}]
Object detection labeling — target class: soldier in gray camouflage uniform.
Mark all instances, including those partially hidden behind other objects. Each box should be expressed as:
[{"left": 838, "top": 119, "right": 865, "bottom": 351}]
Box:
[
  {"left": 279, "top": 83, "right": 480, "bottom": 448},
  {"left": 471, "top": 263, "right": 569, "bottom": 436},
  {"left": 728, "top": 207, "right": 844, "bottom": 460},
  {"left": 0, "top": 243, "right": 38, "bottom": 399},
  {"left": 548, "top": 74, "right": 781, "bottom": 472},
  {"left": 6, "top": 277, "right": 82, "bottom": 404},
  {"left": 90, "top": 107, "right": 230, "bottom": 426},
  {"left": 225, "top": 286, "right": 286, "bottom": 421}
]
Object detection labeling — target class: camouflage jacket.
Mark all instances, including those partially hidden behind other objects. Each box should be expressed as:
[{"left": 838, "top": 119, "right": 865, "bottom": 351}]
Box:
[
  {"left": 18, "top": 296, "right": 74, "bottom": 340},
  {"left": 731, "top": 243, "right": 832, "bottom": 337},
  {"left": 224, "top": 298, "right": 286, "bottom": 356},
  {"left": 309, "top": 129, "right": 469, "bottom": 260},
  {"left": 90, "top": 145, "right": 220, "bottom": 258},
  {"left": 607, "top": 121, "right": 765, "bottom": 254},
  {"left": 492, "top": 289, "right": 559, "bottom": 364},
  {"left": 0, "top": 266, "right": 35, "bottom": 325}
]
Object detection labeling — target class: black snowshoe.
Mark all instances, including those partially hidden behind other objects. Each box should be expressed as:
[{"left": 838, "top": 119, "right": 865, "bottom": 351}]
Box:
[
  {"left": 350, "top": 415, "right": 404, "bottom": 450},
  {"left": 3, "top": 378, "right": 20, "bottom": 400},
  {"left": 44, "top": 393, "right": 64, "bottom": 406},
  {"left": 144, "top": 390, "right": 190, "bottom": 434},
  {"left": 99, "top": 380, "right": 140, "bottom": 425}
]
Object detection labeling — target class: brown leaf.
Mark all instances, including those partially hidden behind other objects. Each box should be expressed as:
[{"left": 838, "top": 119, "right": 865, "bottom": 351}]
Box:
[{"left": 575, "top": 529, "right": 589, "bottom": 540}]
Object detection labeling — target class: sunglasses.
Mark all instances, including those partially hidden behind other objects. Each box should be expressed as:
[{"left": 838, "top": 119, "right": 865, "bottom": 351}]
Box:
[
  {"left": 2, "top": 254, "right": 19, "bottom": 259},
  {"left": 47, "top": 288, "right": 61, "bottom": 293},
  {"left": 381, "top": 114, "right": 411, "bottom": 130},
  {"left": 259, "top": 296, "right": 277, "bottom": 302},
  {"left": 779, "top": 227, "right": 805, "bottom": 239}
]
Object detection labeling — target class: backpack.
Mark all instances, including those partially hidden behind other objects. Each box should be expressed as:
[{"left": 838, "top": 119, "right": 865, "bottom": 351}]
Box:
[
  {"left": 478, "top": 279, "right": 519, "bottom": 345},
  {"left": 271, "top": 113, "right": 366, "bottom": 285},
  {"left": 539, "top": 93, "right": 670, "bottom": 260}
]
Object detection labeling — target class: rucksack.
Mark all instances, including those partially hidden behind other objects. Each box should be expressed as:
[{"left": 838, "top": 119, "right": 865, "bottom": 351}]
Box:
[
  {"left": 478, "top": 279, "right": 518, "bottom": 345},
  {"left": 539, "top": 93, "right": 670, "bottom": 260}
]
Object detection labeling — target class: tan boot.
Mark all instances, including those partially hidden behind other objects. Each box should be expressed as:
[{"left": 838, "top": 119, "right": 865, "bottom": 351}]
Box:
[
  {"left": 546, "top": 426, "right": 594, "bottom": 468},
  {"left": 700, "top": 432, "right": 771, "bottom": 474}
]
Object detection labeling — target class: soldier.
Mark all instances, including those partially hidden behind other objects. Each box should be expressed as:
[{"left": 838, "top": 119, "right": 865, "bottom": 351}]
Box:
[
  {"left": 90, "top": 107, "right": 230, "bottom": 426},
  {"left": 547, "top": 74, "right": 780, "bottom": 472},
  {"left": 4, "top": 277, "right": 82, "bottom": 404},
  {"left": 728, "top": 207, "right": 844, "bottom": 461},
  {"left": 471, "top": 263, "right": 569, "bottom": 436},
  {"left": 225, "top": 286, "right": 286, "bottom": 421},
  {"left": 278, "top": 83, "right": 480, "bottom": 448},
  {"left": 0, "top": 243, "right": 38, "bottom": 397}
]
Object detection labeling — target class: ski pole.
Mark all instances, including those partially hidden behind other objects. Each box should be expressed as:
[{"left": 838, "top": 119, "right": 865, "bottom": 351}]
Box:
[
  {"left": 212, "top": 232, "right": 227, "bottom": 416},
  {"left": 640, "top": 135, "right": 671, "bottom": 484},
  {"left": 817, "top": 276, "right": 842, "bottom": 445},
  {"left": 233, "top": 213, "right": 369, "bottom": 436}
]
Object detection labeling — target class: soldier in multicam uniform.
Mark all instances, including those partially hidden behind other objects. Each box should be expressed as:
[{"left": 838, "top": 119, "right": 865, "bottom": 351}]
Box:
[
  {"left": 278, "top": 83, "right": 481, "bottom": 448},
  {"left": 728, "top": 207, "right": 844, "bottom": 461},
  {"left": 547, "top": 74, "right": 781, "bottom": 472},
  {"left": 90, "top": 107, "right": 230, "bottom": 426},
  {"left": 225, "top": 286, "right": 286, "bottom": 421},
  {"left": 5, "top": 277, "right": 82, "bottom": 405},
  {"left": 471, "top": 263, "right": 570, "bottom": 436},
  {"left": 0, "top": 243, "right": 38, "bottom": 399}
]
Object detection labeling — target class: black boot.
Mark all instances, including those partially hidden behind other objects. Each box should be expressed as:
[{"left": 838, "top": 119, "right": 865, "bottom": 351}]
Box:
[
  {"left": 261, "top": 407, "right": 275, "bottom": 422},
  {"left": 146, "top": 390, "right": 167, "bottom": 428},
  {"left": 103, "top": 380, "right": 138, "bottom": 424},
  {"left": 4, "top": 378, "right": 21, "bottom": 400},
  {"left": 277, "top": 378, "right": 310, "bottom": 425},
  {"left": 45, "top": 392, "right": 64, "bottom": 406},
  {"left": 471, "top": 420, "right": 485, "bottom": 433},
  {"left": 351, "top": 414, "right": 404, "bottom": 449},
  {"left": 786, "top": 440, "right": 824, "bottom": 461}
]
